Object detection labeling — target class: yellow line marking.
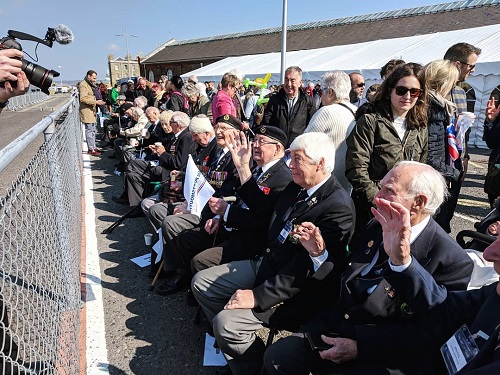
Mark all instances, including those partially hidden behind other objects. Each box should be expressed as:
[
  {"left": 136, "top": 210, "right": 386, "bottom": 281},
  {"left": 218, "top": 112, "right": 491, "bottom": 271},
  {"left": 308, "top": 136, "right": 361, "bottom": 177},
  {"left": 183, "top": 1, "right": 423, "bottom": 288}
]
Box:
[
  {"left": 457, "top": 198, "right": 490, "bottom": 208},
  {"left": 468, "top": 161, "right": 485, "bottom": 169}
]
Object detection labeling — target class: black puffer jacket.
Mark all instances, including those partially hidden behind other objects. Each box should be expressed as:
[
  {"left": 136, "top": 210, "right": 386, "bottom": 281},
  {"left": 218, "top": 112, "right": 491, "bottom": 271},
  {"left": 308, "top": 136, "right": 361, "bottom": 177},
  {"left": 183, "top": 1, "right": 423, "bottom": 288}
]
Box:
[{"left": 427, "top": 95, "right": 460, "bottom": 181}]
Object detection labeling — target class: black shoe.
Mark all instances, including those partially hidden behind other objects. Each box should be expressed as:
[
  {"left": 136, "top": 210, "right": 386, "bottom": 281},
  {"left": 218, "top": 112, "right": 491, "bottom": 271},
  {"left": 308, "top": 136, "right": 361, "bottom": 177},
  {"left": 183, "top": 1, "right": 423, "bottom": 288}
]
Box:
[
  {"left": 112, "top": 194, "right": 128, "bottom": 205},
  {"left": 155, "top": 274, "right": 188, "bottom": 295},
  {"left": 215, "top": 364, "right": 232, "bottom": 375},
  {"left": 186, "top": 289, "right": 199, "bottom": 307}
]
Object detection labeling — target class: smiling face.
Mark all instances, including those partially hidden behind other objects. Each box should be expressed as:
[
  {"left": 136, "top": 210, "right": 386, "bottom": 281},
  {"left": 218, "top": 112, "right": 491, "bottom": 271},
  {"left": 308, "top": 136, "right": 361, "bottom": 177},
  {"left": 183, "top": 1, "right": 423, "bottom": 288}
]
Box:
[
  {"left": 289, "top": 149, "right": 325, "bottom": 189},
  {"left": 252, "top": 135, "right": 280, "bottom": 167},
  {"left": 284, "top": 70, "right": 302, "bottom": 99},
  {"left": 214, "top": 122, "right": 237, "bottom": 147},
  {"left": 390, "top": 75, "right": 421, "bottom": 118}
]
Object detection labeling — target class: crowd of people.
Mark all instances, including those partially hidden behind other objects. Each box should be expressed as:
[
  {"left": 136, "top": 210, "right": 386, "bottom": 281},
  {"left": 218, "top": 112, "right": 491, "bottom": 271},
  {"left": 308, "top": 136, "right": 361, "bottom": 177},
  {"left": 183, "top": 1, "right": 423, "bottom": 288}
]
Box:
[{"left": 73, "top": 40, "right": 500, "bottom": 375}]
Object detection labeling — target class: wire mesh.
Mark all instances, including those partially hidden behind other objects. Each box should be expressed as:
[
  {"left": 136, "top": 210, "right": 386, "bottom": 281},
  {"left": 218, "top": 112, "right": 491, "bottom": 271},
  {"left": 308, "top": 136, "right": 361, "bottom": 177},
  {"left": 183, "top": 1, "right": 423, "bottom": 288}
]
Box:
[{"left": 0, "top": 97, "right": 82, "bottom": 375}]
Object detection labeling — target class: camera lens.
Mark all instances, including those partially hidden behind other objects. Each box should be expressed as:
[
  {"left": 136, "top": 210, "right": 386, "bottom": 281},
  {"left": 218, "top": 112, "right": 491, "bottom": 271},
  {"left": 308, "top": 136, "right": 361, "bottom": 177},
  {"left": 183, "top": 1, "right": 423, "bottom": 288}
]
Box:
[{"left": 21, "top": 59, "right": 59, "bottom": 95}]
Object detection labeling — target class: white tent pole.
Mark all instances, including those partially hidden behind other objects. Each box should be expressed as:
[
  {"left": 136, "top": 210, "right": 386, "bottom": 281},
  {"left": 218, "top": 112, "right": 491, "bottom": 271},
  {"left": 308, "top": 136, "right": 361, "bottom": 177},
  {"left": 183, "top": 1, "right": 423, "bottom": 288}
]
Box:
[{"left": 280, "top": 0, "right": 288, "bottom": 83}]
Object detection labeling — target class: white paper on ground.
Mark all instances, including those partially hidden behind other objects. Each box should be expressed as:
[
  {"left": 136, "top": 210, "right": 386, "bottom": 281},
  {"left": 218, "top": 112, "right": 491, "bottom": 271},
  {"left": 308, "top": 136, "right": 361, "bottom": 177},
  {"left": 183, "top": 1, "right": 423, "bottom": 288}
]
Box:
[{"left": 203, "top": 333, "right": 227, "bottom": 366}]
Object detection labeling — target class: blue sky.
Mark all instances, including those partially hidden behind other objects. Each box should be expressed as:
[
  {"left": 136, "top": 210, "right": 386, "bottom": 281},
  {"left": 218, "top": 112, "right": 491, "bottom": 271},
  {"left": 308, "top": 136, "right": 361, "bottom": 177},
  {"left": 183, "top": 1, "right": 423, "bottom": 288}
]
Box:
[{"left": 1, "top": 0, "right": 450, "bottom": 81}]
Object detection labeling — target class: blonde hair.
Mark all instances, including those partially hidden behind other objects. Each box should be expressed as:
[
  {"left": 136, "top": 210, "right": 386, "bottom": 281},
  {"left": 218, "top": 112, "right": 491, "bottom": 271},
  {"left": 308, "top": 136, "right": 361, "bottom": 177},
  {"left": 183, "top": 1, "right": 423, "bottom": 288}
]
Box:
[{"left": 425, "top": 59, "right": 459, "bottom": 97}]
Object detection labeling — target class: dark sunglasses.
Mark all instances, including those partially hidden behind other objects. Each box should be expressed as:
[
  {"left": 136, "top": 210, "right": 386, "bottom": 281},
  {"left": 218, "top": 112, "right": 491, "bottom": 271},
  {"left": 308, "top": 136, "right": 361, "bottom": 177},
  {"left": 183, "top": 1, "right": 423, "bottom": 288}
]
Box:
[
  {"left": 459, "top": 61, "right": 476, "bottom": 72},
  {"left": 355, "top": 82, "right": 365, "bottom": 88},
  {"left": 394, "top": 86, "right": 421, "bottom": 98}
]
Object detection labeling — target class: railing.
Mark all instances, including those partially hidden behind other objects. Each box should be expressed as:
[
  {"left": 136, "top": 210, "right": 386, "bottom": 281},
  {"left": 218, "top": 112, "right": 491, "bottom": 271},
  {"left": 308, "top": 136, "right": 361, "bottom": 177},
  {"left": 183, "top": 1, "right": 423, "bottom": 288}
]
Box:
[
  {"left": 6, "top": 91, "right": 49, "bottom": 111},
  {"left": 0, "top": 94, "right": 83, "bottom": 374}
]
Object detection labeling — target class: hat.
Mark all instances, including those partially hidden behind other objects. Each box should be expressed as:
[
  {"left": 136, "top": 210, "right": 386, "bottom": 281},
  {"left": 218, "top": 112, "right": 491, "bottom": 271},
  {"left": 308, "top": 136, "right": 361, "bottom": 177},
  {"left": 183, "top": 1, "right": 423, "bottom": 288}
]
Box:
[
  {"left": 121, "top": 102, "right": 133, "bottom": 111},
  {"left": 127, "top": 79, "right": 134, "bottom": 84},
  {"left": 215, "top": 114, "right": 243, "bottom": 131},
  {"left": 189, "top": 116, "right": 213, "bottom": 133},
  {"left": 253, "top": 125, "right": 287, "bottom": 146},
  {"left": 117, "top": 94, "right": 126, "bottom": 101}
]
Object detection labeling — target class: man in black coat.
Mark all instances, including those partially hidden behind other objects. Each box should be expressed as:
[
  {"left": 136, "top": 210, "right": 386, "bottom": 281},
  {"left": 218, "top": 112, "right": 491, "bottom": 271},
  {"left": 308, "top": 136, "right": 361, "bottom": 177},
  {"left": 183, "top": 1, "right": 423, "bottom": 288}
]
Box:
[
  {"left": 172, "top": 126, "right": 293, "bottom": 286},
  {"left": 262, "top": 66, "right": 316, "bottom": 147},
  {"left": 192, "top": 132, "right": 355, "bottom": 375},
  {"left": 374, "top": 196, "right": 500, "bottom": 375},
  {"left": 112, "top": 111, "right": 196, "bottom": 207},
  {"left": 264, "top": 161, "right": 473, "bottom": 375}
]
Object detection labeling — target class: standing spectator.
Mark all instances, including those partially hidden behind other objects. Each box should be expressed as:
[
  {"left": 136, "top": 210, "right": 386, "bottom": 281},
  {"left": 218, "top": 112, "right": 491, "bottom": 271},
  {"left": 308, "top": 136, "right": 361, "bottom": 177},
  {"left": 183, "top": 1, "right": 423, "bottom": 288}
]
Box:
[
  {"left": 134, "top": 77, "right": 155, "bottom": 107},
  {"left": 304, "top": 71, "right": 356, "bottom": 191},
  {"left": 345, "top": 62, "right": 428, "bottom": 236},
  {"left": 425, "top": 59, "right": 461, "bottom": 185},
  {"left": 206, "top": 81, "right": 217, "bottom": 100},
  {"left": 150, "top": 82, "right": 165, "bottom": 109},
  {"left": 263, "top": 66, "right": 316, "bottom": 147},
  {"left": 124, "top": 79, "right": 136, "bottom": 102},
  {"left": 110, "top": 83, "right": 121, "bottom": 106},
  {"left": 78, "top": 70, "right": 106, "bottom": 156},
  {"left": 483, "top": 94, "right": 500, "bottom": 207},
  {"left": 166, "top": 75, "right": 189, "bottom": 114},
  {"left": 211, "top": 73, "right": 240, "bottom": 124},
  {"left": 435, "top": 42, "right": 482, "bottom": 233},
  {"left": 349, "top": 72, "right": 366, "bottom": 108}
]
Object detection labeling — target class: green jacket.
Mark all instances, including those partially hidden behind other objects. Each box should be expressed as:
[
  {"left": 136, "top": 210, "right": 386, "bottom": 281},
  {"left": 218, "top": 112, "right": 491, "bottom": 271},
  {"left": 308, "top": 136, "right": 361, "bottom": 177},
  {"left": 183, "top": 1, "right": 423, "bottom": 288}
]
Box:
[{"left": 345, "top": 112, "right": 428, "bottom": 204}]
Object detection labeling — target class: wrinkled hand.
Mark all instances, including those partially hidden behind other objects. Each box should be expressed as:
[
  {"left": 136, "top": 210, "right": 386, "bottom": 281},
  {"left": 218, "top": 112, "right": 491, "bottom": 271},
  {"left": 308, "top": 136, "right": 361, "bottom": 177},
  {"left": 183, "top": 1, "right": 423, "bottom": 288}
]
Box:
[
  {"left": 208, "top": 197, "right": 228, "bottom": 215},
  {"left": 0, "top": 71, "right": 30, "bottom": 103},
  {"left": 150, "top": 144, "right": 165, "bottom": 155},
  {"left": 371, "top": 197, "right": 412, "bottom": 266},
  {"left": 319, "top": 337, "right": 358, "bottom": 364},
  {"left": 224, "top": 289, "right": 256, "bottom": 309},
  {"left": 227, "top": 131, "right": 252, "bottom": 170},
  {"left": 204, "top": 217, "right": 220, "bottom": 234},
  {"left": 0, "top": 49, "right": 23, "bottom": 83},
  {"left": 291, "top": 222, "right": 325, "bottom": 257},
  {"left": 485, "top": 98, "right": 500, "bottom": 123},
  {"left": 173, "top": 201, "right": 188, "bottom": 215}
]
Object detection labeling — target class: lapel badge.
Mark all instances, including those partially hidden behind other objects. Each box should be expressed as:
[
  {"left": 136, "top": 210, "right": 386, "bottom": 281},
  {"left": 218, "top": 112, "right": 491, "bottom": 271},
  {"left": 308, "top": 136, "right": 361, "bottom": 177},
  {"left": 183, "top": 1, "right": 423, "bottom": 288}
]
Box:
[
  {"left": 307, "top": 197, "right": 317, "bottom": 207},
  {"left": 384, "top": 286, "right": 396, "bottom": 299}
]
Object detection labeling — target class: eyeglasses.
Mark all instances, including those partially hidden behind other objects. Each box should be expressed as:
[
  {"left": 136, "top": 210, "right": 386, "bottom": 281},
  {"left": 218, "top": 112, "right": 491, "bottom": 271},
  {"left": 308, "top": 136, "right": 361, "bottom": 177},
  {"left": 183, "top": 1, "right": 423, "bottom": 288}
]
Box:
[
  {"left": 215, "top": 124, "right": 233, "bottom": 132},
  {"left": 459, "top": 61, "right": 476, "bottom": 72},
  {"left": 354, "top": 82, "right": 365, "bottom": 88},
  {"left": 253, "top": 138, "right": 278, "bottom": 146},
  {"left": 394, "top": 86, "right": 422, "bottom": 98}
]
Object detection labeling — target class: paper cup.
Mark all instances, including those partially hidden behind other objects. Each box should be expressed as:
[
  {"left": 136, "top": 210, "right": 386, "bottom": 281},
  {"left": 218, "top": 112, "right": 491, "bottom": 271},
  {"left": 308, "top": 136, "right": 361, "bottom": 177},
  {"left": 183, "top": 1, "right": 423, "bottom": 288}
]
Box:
[{"left": 144, "top": 233, "right": 153, "bottom": 246}]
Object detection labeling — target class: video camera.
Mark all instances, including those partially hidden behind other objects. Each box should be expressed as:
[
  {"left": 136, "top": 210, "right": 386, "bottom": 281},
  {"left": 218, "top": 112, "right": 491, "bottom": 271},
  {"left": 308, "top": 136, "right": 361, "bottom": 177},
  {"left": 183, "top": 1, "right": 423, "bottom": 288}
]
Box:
[{"left": 0, "top": 25, "right": 74, "bottom": 95}]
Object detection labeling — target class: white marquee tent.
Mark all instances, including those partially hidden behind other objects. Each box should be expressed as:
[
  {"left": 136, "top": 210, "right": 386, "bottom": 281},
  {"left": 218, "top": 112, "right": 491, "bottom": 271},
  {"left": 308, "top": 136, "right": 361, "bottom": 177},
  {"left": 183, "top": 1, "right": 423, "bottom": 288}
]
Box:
[{"left": 182, "top": 24, "right": 500, "bottom": 147}]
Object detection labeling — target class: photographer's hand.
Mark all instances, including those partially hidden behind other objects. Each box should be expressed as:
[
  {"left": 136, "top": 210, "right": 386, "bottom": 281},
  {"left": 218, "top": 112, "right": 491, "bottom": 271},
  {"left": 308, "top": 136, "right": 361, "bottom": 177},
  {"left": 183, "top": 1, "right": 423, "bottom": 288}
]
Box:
[
  {"left": 0, "top": 49, "right": 23, "bottom": 82},
  {"left": 0, "top": 72, "right": 30, "bottom": 111}
]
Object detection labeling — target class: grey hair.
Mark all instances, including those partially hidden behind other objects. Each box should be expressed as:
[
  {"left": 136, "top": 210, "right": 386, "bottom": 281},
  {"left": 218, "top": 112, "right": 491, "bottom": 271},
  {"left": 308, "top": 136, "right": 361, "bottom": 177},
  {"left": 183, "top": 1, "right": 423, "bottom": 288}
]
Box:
[
  {"left": 320, "top": 71, "right": 351, "bottom": 101},
  {"left": 171, "top": 111, "right": 190, "bottom": 129},
  {"left": 229, "top": 68, "right": 244, "bottom": 81},
  {"left": 398, "top": 161, "right": 449, "bottom": 215},
  {"left": 131, "top": 107, "right": 144, "bottom": 118},
  {"left": 133, "top": 95, "right": 148, "bottom": 109},
  {"left": 181, "top": 82, "right": 199, "bottom": 98},
  {"left": 289, "top": 132, "right": 335, "bottom": 174},
  {"left": 195, "top": 82, "right": 207, "bottom": 97},
  {"left": 285, "top": 66, "right": 303, "bottom": 79}
]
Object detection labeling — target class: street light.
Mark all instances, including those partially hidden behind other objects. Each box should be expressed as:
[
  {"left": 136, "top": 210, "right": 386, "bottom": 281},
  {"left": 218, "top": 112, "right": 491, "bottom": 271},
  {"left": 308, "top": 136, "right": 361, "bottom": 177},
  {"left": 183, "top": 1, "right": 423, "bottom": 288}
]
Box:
[
  {"left": 57, "top": 65, "right": 63, "bottom": 88},
  {"left": 116, "top": 28, "right": 138, "bottom": 81}
]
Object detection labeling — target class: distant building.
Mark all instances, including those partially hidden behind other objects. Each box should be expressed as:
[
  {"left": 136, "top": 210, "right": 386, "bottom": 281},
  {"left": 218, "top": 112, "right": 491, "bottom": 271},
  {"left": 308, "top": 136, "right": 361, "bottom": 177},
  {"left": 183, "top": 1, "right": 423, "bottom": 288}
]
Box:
[
  {"left": 140, "top": 0, "right": 500, "bottom": 82},
  {"left": 108, "top": 54, "right": 141, "bottom": 85}
]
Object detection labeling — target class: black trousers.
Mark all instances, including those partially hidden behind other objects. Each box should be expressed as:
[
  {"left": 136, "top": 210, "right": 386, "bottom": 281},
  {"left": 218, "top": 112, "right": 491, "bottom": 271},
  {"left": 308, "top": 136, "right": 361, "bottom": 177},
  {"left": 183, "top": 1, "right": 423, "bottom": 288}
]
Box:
[{"left": 124, "top": 159, "right": 165, "bottom": 206}]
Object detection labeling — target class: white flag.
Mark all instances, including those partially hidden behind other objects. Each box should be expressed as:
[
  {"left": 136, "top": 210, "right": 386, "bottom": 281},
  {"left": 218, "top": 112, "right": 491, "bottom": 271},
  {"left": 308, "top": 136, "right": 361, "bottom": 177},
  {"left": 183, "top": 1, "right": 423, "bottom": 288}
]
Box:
[{"left": 183, "top": 155, "right": 215, "bottom": 217}]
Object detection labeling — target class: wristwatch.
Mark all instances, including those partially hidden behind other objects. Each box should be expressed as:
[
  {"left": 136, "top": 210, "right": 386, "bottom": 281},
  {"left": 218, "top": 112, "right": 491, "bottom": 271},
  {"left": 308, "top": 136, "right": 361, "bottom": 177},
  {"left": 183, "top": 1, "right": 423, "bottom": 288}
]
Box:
[{"left": 0, "top": 100, "right": 8, "bottom": 109}]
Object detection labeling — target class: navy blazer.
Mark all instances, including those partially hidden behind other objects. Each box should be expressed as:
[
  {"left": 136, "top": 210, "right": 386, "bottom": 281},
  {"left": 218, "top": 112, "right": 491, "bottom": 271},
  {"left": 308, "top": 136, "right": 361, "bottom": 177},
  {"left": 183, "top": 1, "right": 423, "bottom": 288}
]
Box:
[
  {"left": 238, "top": 174, "right": 355, "bottom": 329},
  {"left": 158, "top": 128, "right": 196, "bottom": 172},
  {"left": 391, "top": 258, "right": 500, "bottom": 374}
]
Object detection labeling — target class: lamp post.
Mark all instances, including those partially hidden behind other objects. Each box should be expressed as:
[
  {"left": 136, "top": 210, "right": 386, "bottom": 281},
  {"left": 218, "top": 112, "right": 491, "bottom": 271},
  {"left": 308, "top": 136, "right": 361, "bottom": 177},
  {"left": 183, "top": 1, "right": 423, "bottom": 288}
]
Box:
[
  {"left": 116, "top": 29, "right": 138, "bottom": 80},
  {"left": 57, "top": 65, "right": 63, "bottom": 90},
  {"left": 280, "top": 0, "right": 288, "bottom": 84}
]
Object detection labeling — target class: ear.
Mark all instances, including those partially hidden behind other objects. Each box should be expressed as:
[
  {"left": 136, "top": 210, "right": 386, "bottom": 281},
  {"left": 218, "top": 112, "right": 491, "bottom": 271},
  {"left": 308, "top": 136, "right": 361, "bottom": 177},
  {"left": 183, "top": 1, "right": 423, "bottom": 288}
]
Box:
[
  {"left": 413, "top": 194, "right": 428, "bottom": 212},
  {"left": 317, "top": 157, "right": 325, "bottom": 172}
]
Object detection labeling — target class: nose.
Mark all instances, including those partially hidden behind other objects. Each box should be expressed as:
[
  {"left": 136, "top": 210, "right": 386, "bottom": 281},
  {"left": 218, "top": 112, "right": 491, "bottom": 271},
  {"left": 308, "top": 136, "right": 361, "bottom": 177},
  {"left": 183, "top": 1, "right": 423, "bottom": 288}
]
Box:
[{"left": 483, "top": 236, "right": 500, "bottom": 262}]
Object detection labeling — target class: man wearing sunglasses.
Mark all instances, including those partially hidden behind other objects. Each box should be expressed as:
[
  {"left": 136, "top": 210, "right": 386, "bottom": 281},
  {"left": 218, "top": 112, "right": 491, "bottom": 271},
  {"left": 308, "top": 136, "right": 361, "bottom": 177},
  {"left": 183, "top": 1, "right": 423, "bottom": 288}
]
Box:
[
  {"left": 349, "top": 72, "right": 366, "bottom": 108},
  {"left": 434, "top": 43, "right": 482, "bottom": 233}
]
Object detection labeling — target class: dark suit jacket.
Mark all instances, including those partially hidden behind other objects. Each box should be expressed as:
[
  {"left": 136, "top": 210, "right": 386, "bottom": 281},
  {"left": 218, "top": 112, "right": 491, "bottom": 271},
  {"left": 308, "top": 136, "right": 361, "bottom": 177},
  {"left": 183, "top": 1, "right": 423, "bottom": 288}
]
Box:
[
  {"left": 238, "top": 174, "right": 355, "bottom": 329},
  {"left": 223, "top": 159, "right": 293, "bottom": 261},
  {"left": 390, "top": 259, "right": 500, "bottom": 375},
  {"left": 158, "top": 128, "right": 196, "bottom": 172},
  {"left": 339, "top": 218, "right": 473, "bottom": 368}
]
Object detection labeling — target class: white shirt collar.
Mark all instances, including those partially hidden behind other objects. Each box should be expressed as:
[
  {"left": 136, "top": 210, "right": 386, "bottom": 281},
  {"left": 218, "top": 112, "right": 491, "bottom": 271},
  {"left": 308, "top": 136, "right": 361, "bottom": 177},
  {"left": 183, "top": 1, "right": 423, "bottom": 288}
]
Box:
[
  {"left": 305, "top": 174, "right": 330, "bottom": 198},
  {"left": 409, "top": 215, "right": 431, "bottom": 244},
  {"left": 261, "top": 158, "right": 281, "bottom": 174}
]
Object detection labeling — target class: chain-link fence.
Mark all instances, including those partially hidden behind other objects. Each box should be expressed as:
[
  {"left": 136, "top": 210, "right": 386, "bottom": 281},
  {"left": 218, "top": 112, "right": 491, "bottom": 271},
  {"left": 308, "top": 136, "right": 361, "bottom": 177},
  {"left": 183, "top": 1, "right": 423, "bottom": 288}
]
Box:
[{"left": 0, "top": 94, "right": 83, "bottom": 374}]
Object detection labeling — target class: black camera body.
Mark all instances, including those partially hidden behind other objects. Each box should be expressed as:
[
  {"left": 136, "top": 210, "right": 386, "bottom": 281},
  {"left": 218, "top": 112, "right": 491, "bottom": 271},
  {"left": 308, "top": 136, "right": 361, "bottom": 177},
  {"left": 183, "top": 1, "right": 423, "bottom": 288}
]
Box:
[{"left": 0, "top": 28, "right": 61, "bottom": 95}]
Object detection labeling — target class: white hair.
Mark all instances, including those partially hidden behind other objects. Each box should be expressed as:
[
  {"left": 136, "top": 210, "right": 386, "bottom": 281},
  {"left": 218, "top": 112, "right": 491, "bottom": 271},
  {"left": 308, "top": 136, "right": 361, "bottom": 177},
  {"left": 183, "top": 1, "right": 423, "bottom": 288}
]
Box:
[
  {"left": 171, "top": 111, "right": 190, "bottom": 129},
  {"left": 229, "top": 68, "right": 244, "bottom": 81},
  {"left": 321, "top": 71, "right": 351, "bottom": 101},
  {"left": 133, "top": 95, "right": 148, "bottom": 109},
  {"left": 195, "top": 82, "right": 207, "bottom": 97},
  {"left": 290, "top": 132, "right": 335, "bottom": 174},
  {"left": 397, "top": 161, "right": 449, "bottom": 215}
]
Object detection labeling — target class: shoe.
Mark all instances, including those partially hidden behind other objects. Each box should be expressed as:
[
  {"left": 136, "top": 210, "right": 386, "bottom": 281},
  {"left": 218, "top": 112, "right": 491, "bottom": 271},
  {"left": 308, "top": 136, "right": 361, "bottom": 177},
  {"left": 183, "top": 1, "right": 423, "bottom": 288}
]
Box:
[
  {"left": 87, "top": 149, "right": 101, "bottom": 156},
  {"left": 127, "top": 208, "right": 145, "bottom": 218},
  {"left": 155, "top": 274, "right": 188, "bottom": 295},
  {"left": 186, "top": 289, "right": 199, "bottom": 307},
  {"left": 112, "top": 194, "right": 128, "bottom": 205}
]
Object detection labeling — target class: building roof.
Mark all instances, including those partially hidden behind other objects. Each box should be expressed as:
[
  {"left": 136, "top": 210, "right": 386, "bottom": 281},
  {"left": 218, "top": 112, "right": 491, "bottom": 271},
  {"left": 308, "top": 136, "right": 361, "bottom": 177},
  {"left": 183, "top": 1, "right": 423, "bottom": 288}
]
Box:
[{"left": 143, "top": 0, "right": 500, "bottom": 64}]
